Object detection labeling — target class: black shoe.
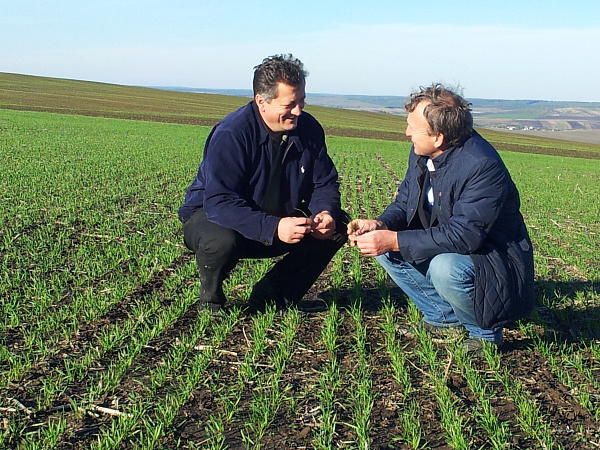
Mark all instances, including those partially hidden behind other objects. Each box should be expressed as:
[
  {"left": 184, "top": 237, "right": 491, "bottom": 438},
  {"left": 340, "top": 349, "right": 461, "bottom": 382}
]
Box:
[
  {"left": 297, "top": 298, "right": 328, "bottom": 313},
  {"left": 198, "top": 269, "right": 228, "bottom": 310},
  {"left": 246, "top": 280, "right": 288, "bottom": 314}
]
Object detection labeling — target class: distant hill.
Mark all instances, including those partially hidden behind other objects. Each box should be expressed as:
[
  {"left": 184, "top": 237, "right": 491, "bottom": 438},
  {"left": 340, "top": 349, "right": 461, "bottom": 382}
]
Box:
[
  {"left": 155, "top": 87, "right": 600, "bottom": 144},
  {"left": 0, "top": 72, "right": 408, "bottom": 143},
  {"left": 2, "top": 72, "right": 599, "bottom": 158}
]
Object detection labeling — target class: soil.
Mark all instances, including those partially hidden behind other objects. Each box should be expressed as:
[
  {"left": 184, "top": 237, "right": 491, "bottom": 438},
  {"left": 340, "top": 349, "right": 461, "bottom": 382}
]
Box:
[{"left": 4, "top": 263, "right": 600, "bottom": 449}]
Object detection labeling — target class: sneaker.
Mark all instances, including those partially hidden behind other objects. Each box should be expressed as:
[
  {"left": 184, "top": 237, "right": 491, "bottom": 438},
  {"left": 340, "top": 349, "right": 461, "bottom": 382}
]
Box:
[
  {"left": 397, "top": 320, "right": 463, "bottom": 342},
  {"left": 462, "top": 337, "right": 485, "bottom": 355},
  {"left": 462, "top": 337, "right": 501, "bottom": 356}
]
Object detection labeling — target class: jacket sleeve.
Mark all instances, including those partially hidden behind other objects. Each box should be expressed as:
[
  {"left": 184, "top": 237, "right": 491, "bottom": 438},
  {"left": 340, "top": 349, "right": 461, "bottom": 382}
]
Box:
[
  {"left": 202, "top": 129, "right": 280, "bottom": 245},
  {"left": 397, "top": 159, "right": 508, "bottom": 264}
]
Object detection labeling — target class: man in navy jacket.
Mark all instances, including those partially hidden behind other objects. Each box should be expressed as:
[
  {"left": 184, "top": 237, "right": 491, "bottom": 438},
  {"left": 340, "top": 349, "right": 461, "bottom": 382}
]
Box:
[
  {"left": 179, "top": 54, "right": 347, "bottom": 314},
  {"left": 348, "top": 84, "right": 534, "bottom": 353}
]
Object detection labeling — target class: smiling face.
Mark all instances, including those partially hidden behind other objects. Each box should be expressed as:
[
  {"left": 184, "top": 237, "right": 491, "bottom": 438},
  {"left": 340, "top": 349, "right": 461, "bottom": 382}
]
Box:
[
  {"left": 406, "top": 101, "right": 445, "bottom": 159},
  {"left": 256, "top": 82, "right": 305, "bottom": 134}
]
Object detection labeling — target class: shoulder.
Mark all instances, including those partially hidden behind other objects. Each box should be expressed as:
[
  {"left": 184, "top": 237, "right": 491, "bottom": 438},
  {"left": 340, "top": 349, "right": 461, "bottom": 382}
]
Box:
[
  {"left": 454, "top": 133, "right": 511, "bottom": 189},
  {"left": 218, "top": 101, "right": 257, "bottom": 129},
  {"left": 445, "top": 131, "right": 504, "bottom": 173},
  {"left": 297, "top": 110, "right": 325, "bottom": 137},
  {"left": 210, "top": 101, "right": 261, "bottom": 142},
  {"left": 461, "top": 131, "right": 501, "bottom": 161}
]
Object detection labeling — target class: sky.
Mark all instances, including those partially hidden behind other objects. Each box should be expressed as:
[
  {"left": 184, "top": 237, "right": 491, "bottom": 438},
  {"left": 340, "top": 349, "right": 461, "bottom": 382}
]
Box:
[{"left": 2, "top": 0, "right": 600, "bottom": 102}]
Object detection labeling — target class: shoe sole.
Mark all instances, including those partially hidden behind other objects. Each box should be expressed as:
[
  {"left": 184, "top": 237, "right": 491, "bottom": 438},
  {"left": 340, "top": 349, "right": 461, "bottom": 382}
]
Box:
[{"left": 298, "top": 300, "right": 328, "bottom": 313}]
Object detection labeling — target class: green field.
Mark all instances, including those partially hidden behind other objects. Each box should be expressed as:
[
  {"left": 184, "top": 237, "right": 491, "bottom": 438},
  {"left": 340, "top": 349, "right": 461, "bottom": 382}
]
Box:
[{"left": 1, "top": 75, "right": 600, "bottom": 449}]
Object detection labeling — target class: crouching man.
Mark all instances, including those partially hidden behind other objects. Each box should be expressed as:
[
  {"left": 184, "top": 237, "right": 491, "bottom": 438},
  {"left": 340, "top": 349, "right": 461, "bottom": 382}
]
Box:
[
  {"left": 348, "top": 84, "right": 534, "bottom": 353},
  {"left": 179, "top": 54, "right": 347, "bottom": 314}
]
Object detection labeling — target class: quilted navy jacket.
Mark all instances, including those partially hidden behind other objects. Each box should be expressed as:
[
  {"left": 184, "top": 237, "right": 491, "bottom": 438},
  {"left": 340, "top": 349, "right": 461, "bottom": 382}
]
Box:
[
  {"left": 178, "top": 101, "right": 342, "bottom": 246},
  {"left": 378, "top": 131, "right": 535, "bottom": 329}
]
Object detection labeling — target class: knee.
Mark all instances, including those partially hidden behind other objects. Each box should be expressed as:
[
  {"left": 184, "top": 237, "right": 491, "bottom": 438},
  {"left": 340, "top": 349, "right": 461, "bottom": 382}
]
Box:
[
  {"left": 197, "top": 228, "right": 236, "bottom": 257},
  {"left": 185, "top": 216, "right": 236, "bottom": 260},
  {"left": 428, "top": 254, "right": 473, "bottom": 286}
]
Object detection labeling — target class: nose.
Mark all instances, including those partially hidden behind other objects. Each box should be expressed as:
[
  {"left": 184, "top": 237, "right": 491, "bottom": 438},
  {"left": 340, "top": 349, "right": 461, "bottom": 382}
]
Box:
[
  {"left": 405, "top": 125, "right": 411, "bottom": 137},
  {"left": 291, "top": 104, "right": 302, "bottom": 116}
]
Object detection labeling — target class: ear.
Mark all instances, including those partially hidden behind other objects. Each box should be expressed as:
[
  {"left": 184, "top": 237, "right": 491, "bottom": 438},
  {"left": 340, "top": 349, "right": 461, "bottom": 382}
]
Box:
[
  {"left": 255, "top": 93, "right": 266, "bottom": 112},
  {"left": 433, "top": 133, "right": 446, "bottom": 149}
]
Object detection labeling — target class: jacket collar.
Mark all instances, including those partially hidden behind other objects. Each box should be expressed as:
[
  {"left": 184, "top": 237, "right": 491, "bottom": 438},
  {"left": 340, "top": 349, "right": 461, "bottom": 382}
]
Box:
[
  {"left": 416, "top": 130, "right": 476, "bottom": 170},
  {"left": 431, "top": 130, "right": 478, "bottom": 168},
  {"left": 251, "top": 101, "right": 272, "bottom": 146},
  {"left": 430, "top": 145, "right": 456, "bottom": 168}
]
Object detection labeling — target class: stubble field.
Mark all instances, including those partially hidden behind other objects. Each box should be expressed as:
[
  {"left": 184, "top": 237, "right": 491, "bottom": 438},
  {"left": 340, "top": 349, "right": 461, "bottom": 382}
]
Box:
[{"left": 1, "top": 76, "right": 600, "bottom": 449}]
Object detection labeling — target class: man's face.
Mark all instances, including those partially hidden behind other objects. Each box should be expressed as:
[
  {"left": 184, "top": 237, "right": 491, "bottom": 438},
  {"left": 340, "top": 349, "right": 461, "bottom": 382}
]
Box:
[
  {"left": 256, "top": 82, "right": 305, "bottom": 134},
  {"left": 406, "top": 101, "right": 444, "bottom": 159}
]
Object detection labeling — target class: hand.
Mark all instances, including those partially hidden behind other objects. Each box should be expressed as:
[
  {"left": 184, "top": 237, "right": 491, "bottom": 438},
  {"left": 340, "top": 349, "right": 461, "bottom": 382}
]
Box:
[
  {"left": 353, "top": 230, "right": 399, "bottom": 257},
  {"left": 347, "top": 219, "right": 385, "bottom": 246},
  {"left": 276, "top": 217, "right": 313, "bottom": 243},
  {"left": 310, "top": 211, "right": 335, "bottom": 240}
]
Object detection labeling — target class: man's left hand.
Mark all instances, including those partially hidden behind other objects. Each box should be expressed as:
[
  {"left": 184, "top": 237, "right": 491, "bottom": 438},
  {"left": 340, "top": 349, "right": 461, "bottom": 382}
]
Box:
[
  {"left": 354, "top": 230, "right": 399, "bottom": 256},
  {"left": 310, "top": 211, "right": 335, "bottom": 240}
]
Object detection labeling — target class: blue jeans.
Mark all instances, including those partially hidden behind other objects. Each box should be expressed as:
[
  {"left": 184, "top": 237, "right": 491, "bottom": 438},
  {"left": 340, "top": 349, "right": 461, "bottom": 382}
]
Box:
[{"left": 376, "top": 252, "right": 502, "bottom": 344}]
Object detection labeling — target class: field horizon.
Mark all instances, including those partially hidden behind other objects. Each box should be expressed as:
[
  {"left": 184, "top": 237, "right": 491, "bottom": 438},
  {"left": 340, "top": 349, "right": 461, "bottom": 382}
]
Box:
[{"left": 163, "top": 86, "right": 600, "bottom": 145}]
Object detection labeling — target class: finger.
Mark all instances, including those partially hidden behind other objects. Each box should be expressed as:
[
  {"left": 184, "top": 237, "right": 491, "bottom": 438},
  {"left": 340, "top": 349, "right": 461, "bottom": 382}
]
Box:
[{"left": 355, "top": 222, "right": 368, "bottom": 235}]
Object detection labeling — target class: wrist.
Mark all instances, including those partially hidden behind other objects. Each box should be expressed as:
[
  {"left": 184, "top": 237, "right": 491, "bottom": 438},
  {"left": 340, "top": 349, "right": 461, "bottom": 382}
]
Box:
[{"left": 389, "top": 230, "right": 399, "bottom": 252}]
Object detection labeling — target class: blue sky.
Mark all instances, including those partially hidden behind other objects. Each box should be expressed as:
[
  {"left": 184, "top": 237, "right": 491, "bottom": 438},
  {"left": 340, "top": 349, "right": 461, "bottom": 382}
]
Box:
[{"left": 2, "top": 0, "right": 600, "bottom": 102}]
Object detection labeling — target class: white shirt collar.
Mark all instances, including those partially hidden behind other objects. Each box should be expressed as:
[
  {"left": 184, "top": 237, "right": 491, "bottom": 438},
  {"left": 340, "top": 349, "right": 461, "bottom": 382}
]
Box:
[{"left": 426, "top": 158, "right": 436, "bottom": 172}]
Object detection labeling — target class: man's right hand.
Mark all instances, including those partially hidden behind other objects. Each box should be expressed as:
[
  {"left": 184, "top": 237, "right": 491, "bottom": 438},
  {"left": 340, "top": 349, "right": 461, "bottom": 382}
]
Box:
[
  {"left": 277, "top": 217, "right": 313, "bottom": 243},
  {"left": 347, "top": 219, "right": 397, "bottom": 256},
  {"left": 347, "top": 219, "right": 384, "bottom": 242}
]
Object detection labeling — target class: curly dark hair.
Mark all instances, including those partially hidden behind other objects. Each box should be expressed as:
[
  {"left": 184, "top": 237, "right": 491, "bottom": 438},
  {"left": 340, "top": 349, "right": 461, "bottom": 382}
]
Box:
[
  {"left": 253, "top": 54, "right": 308, "bottom": 102},
  {"left": 405, "top": 84, "right": 473, "bottom": 147}
]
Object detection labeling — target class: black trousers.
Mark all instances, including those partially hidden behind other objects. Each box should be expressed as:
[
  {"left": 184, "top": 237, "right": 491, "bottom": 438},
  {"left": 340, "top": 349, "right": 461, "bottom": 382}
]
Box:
[{"left": 182, "top": 208, "right": 348, "bottom": 304}]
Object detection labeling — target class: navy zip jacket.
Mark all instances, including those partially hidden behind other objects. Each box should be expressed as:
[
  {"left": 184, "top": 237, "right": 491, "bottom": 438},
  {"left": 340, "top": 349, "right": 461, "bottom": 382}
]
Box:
[
  {"left": 178, "top": 101, "right": 342, "bottom": 246},
  {"left": 378, "top": 131, "right": 535, "bottom": 329}
]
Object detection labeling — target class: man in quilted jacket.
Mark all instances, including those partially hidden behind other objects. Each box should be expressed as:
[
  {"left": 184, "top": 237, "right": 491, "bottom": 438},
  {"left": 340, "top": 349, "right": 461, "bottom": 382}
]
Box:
[{"left": 348, "top": 84, "right": 534, "bottom": 353}]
